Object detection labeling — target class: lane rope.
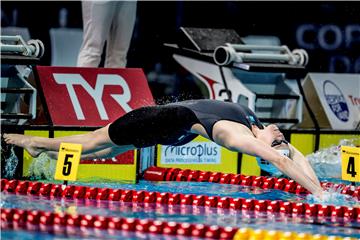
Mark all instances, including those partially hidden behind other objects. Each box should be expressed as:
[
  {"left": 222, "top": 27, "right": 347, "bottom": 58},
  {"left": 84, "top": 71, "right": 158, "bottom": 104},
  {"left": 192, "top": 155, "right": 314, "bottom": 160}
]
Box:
[
  {"left": 1, "top": 178, "right": 359, "bottom": 222},
  {"left": 1, "top": 207, "right": 354, "bottom": 240},
  {"left": 143, "top": 166, "right": 360, "bottom": 199}
]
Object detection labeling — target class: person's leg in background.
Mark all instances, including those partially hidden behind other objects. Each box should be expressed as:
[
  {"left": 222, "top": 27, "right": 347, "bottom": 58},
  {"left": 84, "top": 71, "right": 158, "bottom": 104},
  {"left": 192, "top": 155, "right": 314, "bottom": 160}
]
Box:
[
  {"left": 77, "top": 1, "right": 116, "bottom": 67},
  {"left": 105, "top": 1, "right": 137, "bottom": 68}
]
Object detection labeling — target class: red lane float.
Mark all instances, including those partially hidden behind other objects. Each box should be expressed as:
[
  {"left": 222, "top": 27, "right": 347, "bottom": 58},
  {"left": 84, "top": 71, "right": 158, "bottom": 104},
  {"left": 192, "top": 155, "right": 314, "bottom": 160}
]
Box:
[
  {"left": 143, "top": 167, "right": 360, "bottom": 199},
  {"left": 1, "top": 207, "right": 238, "bottom": 239},
  {"left": 1, "top": 178, "right": 359, "bottom": 222}
]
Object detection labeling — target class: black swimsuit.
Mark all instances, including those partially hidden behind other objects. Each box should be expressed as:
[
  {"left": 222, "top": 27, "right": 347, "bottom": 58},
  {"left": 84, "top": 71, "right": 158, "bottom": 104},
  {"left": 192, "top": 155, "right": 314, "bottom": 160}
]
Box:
[
  {"left": 108, "top": 99, "right": 263, "bottom": 148},
  {"left": 171, "top": 100, "right": 264, "bottom": 139}
]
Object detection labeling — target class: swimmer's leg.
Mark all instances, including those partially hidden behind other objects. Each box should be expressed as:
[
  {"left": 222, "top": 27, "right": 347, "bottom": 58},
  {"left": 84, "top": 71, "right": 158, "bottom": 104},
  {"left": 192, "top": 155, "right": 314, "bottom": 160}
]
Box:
[
  {"left": 44, "top": 145, "right": 135, "bottom": 160},
  {"left": 4, "top": 125, "right": 117, "bottom": 158}
]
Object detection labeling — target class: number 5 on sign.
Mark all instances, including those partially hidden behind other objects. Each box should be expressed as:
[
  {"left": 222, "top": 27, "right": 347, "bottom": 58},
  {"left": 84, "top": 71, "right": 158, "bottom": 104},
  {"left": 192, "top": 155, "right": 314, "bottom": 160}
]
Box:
[
  {"left": 341, "top": 146, "right": 360, "bottom": 182},
  {"left": 55, "top": 143, "right": 82, "bottom": 181}
]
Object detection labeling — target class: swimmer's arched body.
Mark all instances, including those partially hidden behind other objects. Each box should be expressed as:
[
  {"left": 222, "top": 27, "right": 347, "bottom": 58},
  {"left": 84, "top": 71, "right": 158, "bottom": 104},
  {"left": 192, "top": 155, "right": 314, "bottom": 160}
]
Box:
[{"left": 4, "top": 99, "right": 323, "bottom": 196}]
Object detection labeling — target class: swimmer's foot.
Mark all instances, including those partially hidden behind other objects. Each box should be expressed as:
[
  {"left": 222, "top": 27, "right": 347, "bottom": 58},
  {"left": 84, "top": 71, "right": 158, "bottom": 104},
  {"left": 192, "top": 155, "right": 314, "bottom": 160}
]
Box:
[{"left": 3, "top": 133, "right": 41, "bottom": 157}]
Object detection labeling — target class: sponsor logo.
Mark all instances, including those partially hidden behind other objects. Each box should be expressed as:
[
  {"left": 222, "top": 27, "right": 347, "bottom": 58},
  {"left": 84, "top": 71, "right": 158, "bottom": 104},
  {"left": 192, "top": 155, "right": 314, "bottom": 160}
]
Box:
[
  {"left": 161, "top": 142, "right": 221, "bottom": 164},
  {"left": 60, "top": 147, "right": 79, "bottom": 153},
  {"left": 198, "top": 74, "right": 232, "bottom": 101},
  {"left": 296, "top": 24, "right": 360, "bottom": 73},
  {"left": 36, "top": 66, "right": 154, "bottom": 126},
  {"left": 198, "top": 74, "right": 218, "bottom": 99},
  {"left": 348, "top": 95, "right": 360, "bottom": 106},
  {"left": 323, "top": 80, "right": 349, "bottom": 122},
  {"left": 246, "top": 115, "right": 256, "bottom": 124},
  {"left": 53, "top": 74, "right": 132, "bottom": 120}
]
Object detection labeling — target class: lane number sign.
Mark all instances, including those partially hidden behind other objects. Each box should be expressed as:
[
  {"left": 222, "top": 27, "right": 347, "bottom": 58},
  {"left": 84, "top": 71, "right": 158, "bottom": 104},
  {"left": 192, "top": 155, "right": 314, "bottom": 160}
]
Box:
[
  {"left": 55, "top": 143, "right": 82, "bottom": 181},
  {"left": 341, "top": 146, "right": 360, "bottom": 182}
]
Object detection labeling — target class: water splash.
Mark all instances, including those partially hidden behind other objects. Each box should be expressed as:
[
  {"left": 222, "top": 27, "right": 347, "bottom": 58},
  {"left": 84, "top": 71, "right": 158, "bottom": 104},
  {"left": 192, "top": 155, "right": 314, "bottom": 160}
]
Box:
[
  {"left": 306, "top": 191, "right": 359, "bottom": 207},
  {"left": 2, "top": 147, "right": 19, "bottom": 179},
  {"left": 307, "top": 138, "right": 358, "bottom": 178},
  {"left": 28, "top": 153, "right": 56, "bottom": 180}
]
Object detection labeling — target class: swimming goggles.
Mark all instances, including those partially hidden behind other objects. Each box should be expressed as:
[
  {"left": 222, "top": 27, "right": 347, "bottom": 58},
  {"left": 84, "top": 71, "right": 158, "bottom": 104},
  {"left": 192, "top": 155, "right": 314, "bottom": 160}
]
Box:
[{"left": 271, "top": 139, "right": 289, "bottom": 147}]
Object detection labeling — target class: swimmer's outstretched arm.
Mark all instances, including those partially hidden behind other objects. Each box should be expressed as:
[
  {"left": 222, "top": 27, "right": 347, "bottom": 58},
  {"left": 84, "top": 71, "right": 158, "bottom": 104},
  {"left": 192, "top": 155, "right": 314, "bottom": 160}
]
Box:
[
  {"left": 223, "top": 135, "right": 323, "bottom": 196},
  {"left": 289, "top": 144, "right": 321, "bottom": 187},
  {"left": 211, "top": 123, "right": 323, "bottom": 196}
]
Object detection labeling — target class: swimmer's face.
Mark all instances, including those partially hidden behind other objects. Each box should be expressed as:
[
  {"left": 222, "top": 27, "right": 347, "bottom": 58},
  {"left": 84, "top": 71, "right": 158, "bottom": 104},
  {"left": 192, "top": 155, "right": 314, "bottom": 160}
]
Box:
[
  {"left": 254, "top": 124, "right": 286, "bottom": 145},
  {"left": 272, "top": 138, "right": 290, "bottom": 152},
  {"left": 266, "top": 124, "right": 285, "bottom": 141}
]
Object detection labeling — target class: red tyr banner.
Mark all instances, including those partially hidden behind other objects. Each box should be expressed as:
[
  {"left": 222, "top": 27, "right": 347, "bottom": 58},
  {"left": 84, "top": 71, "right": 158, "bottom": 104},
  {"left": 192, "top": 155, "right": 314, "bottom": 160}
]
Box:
[{"left": 36, "top": 66, "right": 155, "bottom": 127}]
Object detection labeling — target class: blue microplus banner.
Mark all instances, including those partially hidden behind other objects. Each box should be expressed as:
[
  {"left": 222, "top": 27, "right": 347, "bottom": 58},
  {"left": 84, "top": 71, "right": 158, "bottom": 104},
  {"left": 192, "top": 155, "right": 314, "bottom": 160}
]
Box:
[{"left": 161, "top": 142, "right": 222, "bottom": 164}]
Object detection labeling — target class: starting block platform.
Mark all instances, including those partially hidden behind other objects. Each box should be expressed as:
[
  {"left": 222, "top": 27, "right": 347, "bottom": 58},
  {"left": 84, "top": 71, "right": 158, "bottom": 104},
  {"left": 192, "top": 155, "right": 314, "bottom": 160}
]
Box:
[{"left": 164, "top": 27, "right": 308, "bottom": 127}]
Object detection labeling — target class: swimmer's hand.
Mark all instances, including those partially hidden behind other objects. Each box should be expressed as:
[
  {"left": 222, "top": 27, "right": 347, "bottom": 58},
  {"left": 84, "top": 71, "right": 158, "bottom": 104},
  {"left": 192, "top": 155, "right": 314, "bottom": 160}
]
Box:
[
  {"left": 307, "top": 190, "right": 359, "bottom": 206},
  {"left": 306, "top": 191, "right": 330, "bottom": 203},
  {"left": 313, "top": 190, "right": 325, "bottom": 200}
]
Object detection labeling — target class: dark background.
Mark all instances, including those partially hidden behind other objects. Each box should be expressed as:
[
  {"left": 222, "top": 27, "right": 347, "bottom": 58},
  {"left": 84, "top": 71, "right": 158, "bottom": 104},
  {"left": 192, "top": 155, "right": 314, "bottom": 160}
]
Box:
[{"left": 2, "top": 1, "right": 360, "bottom": 100}]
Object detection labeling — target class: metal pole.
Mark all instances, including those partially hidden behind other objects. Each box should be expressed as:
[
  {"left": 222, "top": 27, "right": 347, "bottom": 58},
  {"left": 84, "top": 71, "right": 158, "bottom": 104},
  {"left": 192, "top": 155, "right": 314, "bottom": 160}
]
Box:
[
  {"left": 229, "top": 44, "right": 288, "bottom": 52},
  {"left": 236, "top": 52, "right": 292, "bottom": 62},
  {"left": 0, "top": 35, "right": 23, "bottom": 42},
  {"left": 0, "top": 44, "right": 36, "bottom": 55},
  {"left": 213, "top": 45, "right": 307, "bottom": 66}
]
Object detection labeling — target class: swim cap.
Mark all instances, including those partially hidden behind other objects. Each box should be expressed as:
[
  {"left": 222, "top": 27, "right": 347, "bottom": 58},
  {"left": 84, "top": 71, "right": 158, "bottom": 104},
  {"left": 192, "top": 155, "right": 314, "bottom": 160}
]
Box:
[{"left": 256, "top": 148, "right": 290, "bottom": 176}]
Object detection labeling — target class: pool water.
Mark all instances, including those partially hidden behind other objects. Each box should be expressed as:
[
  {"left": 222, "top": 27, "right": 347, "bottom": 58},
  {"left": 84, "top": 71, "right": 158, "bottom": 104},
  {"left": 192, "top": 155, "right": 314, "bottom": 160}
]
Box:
[{"left": 1, "top": 180, "right": 359, "bottom": 239}]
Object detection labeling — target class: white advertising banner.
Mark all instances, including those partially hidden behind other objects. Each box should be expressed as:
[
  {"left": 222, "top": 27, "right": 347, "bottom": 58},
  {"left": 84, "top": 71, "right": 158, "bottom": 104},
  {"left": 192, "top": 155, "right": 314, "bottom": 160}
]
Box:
[
  {"left": 160, "top": 141, "right": 222, "bottom": 164},
  {"left": 308, "top": 73, "right": 360, "bottom": 130}
]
